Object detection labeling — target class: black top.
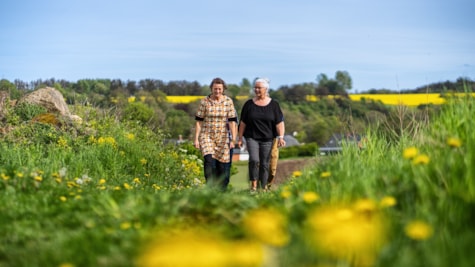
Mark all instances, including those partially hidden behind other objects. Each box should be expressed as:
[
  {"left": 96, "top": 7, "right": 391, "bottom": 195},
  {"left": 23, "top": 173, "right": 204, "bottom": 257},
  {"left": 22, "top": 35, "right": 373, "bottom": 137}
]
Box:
[{"left": 240, "top": 99, "right": 284, "bottom": 140}]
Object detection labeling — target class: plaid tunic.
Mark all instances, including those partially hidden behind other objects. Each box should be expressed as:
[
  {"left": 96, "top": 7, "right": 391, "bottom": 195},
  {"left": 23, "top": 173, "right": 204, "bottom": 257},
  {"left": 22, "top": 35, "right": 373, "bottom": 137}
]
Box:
[{"left": 195, "top": 95, "right": 236, "bottom": 163}]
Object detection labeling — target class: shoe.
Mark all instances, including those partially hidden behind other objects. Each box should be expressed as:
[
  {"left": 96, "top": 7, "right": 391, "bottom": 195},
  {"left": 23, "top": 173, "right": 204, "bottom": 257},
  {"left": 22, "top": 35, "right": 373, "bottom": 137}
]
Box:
[{"left": 250, "top": 187, "right": 257, "bottom": 194}]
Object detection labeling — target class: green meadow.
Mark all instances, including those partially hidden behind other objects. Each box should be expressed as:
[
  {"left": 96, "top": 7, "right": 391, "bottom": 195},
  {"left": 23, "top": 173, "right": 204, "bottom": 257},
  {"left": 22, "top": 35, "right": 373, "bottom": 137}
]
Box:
[{"left": 1, "top": 93, "right": 475, "bottom": 267}]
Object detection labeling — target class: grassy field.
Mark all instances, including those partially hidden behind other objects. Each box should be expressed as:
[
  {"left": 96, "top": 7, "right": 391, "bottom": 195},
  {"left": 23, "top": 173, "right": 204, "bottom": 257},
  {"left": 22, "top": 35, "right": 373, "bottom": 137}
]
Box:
[{"left": 1, "top": 93, "right": 475, "bottom": 267}]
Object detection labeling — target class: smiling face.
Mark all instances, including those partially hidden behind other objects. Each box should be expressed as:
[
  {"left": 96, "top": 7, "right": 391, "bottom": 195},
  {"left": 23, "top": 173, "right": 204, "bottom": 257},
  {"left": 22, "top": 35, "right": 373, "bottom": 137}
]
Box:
[
  {"left": 254, "top": 81, "right": 267, "bottom": 98},
  {"left": 211, "top": 83, "right": 224, "bottom": 99}
]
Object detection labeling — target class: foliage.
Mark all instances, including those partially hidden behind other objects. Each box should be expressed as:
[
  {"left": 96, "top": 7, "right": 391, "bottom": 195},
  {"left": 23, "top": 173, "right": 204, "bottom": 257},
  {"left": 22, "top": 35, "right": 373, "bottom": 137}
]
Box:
[
  {"left": 279, "top": 142, "right": 318, "bottom": 159},
  {"left": 10, "top": 102, "right": 47, "bottom": 122},
  {"left": 1, "top": 86, "right": 475, "bottom": 267}
]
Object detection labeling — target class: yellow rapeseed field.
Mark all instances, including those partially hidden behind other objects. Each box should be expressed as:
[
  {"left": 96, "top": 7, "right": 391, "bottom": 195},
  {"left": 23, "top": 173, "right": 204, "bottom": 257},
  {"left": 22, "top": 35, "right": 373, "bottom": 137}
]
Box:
[{"left": 167, "top": 93, "right": 475, "bottom": 106}]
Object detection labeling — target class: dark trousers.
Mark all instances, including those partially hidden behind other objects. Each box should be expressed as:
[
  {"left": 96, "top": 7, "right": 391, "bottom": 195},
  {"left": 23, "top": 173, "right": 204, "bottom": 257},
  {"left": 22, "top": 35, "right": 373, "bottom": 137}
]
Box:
[{"left": 204, "top": 154, "right": 226, "bottom": 189}]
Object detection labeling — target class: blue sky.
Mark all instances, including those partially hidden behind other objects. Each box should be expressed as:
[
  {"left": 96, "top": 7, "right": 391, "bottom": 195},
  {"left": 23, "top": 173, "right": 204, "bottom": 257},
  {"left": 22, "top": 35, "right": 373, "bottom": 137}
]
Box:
[{"left": 1, "top": 0, "right": 474, "bottom": 91}]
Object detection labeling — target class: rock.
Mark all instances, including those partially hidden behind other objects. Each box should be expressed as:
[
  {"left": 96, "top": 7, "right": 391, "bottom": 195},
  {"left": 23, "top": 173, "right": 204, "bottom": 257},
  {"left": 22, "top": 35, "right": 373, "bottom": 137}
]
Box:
[{"left": 17, "top": 87, "right": 71, "bottom": 116}]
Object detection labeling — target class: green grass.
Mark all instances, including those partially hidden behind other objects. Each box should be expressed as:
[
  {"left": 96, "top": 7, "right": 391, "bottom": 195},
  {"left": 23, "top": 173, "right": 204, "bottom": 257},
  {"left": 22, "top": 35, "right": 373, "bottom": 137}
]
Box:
[{"left": 1, "top": 95, "right": 475, "bottom": 267}]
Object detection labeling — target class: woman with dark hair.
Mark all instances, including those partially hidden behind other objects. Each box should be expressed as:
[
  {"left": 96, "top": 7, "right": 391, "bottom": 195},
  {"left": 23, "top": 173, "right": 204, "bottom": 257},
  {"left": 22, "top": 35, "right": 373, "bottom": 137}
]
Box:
[
  {"left": 194, "top": 78, "right": 237, "bottom": 189},
  {"left": 237, "top": 78, "right": 286, "bottom": 192}
]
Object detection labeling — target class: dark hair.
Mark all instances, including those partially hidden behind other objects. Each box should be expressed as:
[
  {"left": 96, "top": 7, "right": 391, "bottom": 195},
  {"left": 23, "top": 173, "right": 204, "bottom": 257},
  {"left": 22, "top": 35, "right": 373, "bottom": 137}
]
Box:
[{"left": 209, "top": 77, "right": 227, "bottom": 90}]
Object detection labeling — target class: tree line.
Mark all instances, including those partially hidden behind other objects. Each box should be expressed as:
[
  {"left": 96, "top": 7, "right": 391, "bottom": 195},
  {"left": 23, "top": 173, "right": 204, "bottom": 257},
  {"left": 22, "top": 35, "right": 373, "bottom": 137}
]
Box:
[{"left": 1, "top": 73, "right": 474, "bottom": 146}]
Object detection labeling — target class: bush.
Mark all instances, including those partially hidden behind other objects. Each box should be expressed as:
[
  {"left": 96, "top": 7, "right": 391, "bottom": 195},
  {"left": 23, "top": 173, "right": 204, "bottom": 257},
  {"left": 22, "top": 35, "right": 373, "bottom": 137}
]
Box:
[{"left": 279, "top": 142, "right": 318, "bottom": 159}]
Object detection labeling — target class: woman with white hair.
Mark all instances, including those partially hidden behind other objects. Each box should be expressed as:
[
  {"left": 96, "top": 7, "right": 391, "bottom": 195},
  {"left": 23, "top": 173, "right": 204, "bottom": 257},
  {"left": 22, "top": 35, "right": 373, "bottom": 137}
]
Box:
[{"left": 237, "top": 78, "right": 286, "bottom": 192}]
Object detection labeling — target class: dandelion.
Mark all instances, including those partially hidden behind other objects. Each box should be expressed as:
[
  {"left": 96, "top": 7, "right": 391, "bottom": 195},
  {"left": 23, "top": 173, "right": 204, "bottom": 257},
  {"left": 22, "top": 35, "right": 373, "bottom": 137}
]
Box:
[
  {"left": 412, "top": 154, "right": 430, "bottom": 165},
  {"left": 1, "top": 173, "right": 9, "bottom": 181},
  {"left": 302, "top": 192, "right": 320, "bottom": 203},
  {"left": 59, "top": 196, "right": 67, "bottom": 202},
  {"left": 140, "top": 158, "right": 147, "bottom": 165},
  {"left": 280, "top": 190, "right": 292, "bottom": 199},
  {"left": 306, "top": 203, "right": 387, "bottom": 266},
  {"left": 292, "top": 171, "right": 302, "bottom": 177},
  {"left": 120, "top": 221, "right": 132, "bottom": 230},
  {"left": 114, "top": 186, "right": 121, "bottom": 190},
  {"left": 405, "top": 220, "right": 433, "bottom": 240},
  {"left": 123, "top": 183, "right": 132, "bottom": 190},
  {"left": 242, "top": 208, "right": 289, "bottom": 247},
  {"left": 99, "top": 179, "right": 106, "bottom": 185},
  {"left": 320, "top": 171, "right": 331, "bottom": 178},
  {"left": 126, "top": 133, "right": 135, "bottom": 140},
  {"left": 353, "top": 198, "right": 377, "bottom": 213},
  {"left": 34, "top": 176, "right": 43, "bottom": 182},
  {"left": 403, "top": 147, "right": 418, "bottom": 159},
  {"left": 380, "top": 196, "right": 397, "bottom": 208},
  {"left": 447, "top": 137, "right": 461, "bottom": 148},
  {"left": 58, "top": 263, "right": 75, "bottom": 267},
  {"left": 128, "top": 96, "right": 136, "bottom": 103},
  {"left": 137, "top": 228, "right": 263, "bottom": 267},
  {"left": 133, "top": 177, "right": 141, "bottom": 184},
  {"left": 15, "top": 172, "right": 24, "bottom": 178}
]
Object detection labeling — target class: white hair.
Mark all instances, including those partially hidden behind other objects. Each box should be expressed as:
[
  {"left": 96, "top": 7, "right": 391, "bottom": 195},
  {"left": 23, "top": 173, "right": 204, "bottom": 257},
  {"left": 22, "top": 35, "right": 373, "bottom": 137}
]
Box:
[{"left": 254, "top": 77, "right": 270, "bottom": 89}]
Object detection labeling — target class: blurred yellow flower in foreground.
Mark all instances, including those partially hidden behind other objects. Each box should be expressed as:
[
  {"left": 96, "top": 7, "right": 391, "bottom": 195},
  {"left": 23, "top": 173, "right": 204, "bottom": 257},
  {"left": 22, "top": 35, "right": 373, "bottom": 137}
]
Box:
[
  {"left": 305, "top": 202, "right": 387, "bottom": 266},
  {"left": 302, "top": 192, "right": 320, "bottom": 203},
  {"left": 405, "top": 220, "right": 433, "bottom": 240},
  {"left": 243, "top": 208, "right": 289, "bottom": 247},
  {"left": 137, "top": 228, "right": 263, "bottom": 267},
  {"left": 380, "top": 196, "right": 397, "bottom": 208},
  {"left": 320, "top": 171, "right": 331, "bottom": 178},
  {"left": 403, "top": 147, "right": 418, "bottom": 159},
  {"left": 412, "top": 154, "right": 430, "bottom": 165},
  {"left": 447, "top": 137, "right": 461, "bottom": 148},
  {"left": 292, "top": 171, "right": 302, "bottom": 177}
]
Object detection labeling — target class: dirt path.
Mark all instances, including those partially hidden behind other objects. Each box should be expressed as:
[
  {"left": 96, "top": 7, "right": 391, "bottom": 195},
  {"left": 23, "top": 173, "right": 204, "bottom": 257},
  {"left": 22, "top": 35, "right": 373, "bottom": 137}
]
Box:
[{"left": 270, "top": 157, "right": 318, "bottom": 186}]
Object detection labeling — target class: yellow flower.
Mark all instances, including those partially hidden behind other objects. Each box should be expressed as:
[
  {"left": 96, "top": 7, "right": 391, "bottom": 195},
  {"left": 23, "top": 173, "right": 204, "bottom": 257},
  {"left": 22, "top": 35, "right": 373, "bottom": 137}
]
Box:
[
  {"left": 58, "top": 263, "right": 75, "bottom": 267},
  {"left": 302, "top": 192, "right": 320, "bottom": 203},
  {"left": 137, "top": 228, "right": 264, "bottom": 267},
  {"left": 34, "top": 176, "right": 43, "bottom": 182},
  {"left": 120, "top": 221, "right": 132, "bottom": 230},
  {"left": 126, "top": 133, "right": 135, "bottom": 140},
  {"left": 320, "top": 171, "right": 331, "bottom": 178},
  {"left": 1, "top": 173, "right": 9, "bottom": 181},
  {"left": 133, "top": 177, "right": 141, "bottom": 184},
  {"left": 380, "top": 196, "right": 397, "bottom": 208},
  {"left": 447, "top": 137, "right": 461, "bottom": 148},
  {"left": 128, "top": 96, "right": 136, "bottom": 103},
  {"left": 292, "top": 171, "right": 302, "bottom": 177},
  {"left": 353, "top": 198, "right": 377, "bottom": 213},
  {"left": 59, "top": 196, "right": 67, "bottom": 202},
  {"left": 412, "top": 154, "right": 430, "bottom": 165},
  {"left": 405, "top": 220, "right": 433, "bottom": 240},
  {"left": 403, "top": 147, "right": 418, "bottom": 159},
  {"left": 99, "top": 179, "right": 106, "bottom": 185},
  {"left": 140, "top": 158, "right": 147, "bottom": 165},
  {"left": 243, "top": 208, "right": 289, "bottom": 247},
  {"left": 280, "top": 190, "right": 292, "bottom": 199},
  {"left": 16, "top": 172, "right": 24, "bottom": 178},
  {"left": 123, "top": 183, "right": 132, "bottom": 190}
]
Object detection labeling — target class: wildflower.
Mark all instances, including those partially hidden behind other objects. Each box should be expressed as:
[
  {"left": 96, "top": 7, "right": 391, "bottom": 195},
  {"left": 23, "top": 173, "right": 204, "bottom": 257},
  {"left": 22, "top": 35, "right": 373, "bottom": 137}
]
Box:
[
  {"left": 412, "top": 154, "right": 430, "bottom": 165},
  {"left": 403, "top": 147, "right": 418, "bottom": 159},
  {"left": 447, "top": 137, "right": 461, "bottom": 148},
  {"left": 302, "top": 192, "right": 320, "bottom": 203},
  {"left": 15, "top": 172, "right": 24, "bottom": 178},
  {"left": 59, "top": 196, "right": 67, "bottom": 202},
  {"left": 280, "top": 190, "right": 292, "bottom": 199},
  {"left": 114, "top": 186, "right": 121, "bottom": 190},
  {"left": 99, "top": 179, "right": 106, "bottom": 185},
  {"left": 123, "top": 183, "right": 132, "bottom": 190},
  {"left": 58, "top": 263, "right": 75, "bottom": 267},
  {"left": 140, "top": 158, "right": 147, "bottom": 165},
  {"left": 137, "top": 228, "right": 263, "bottom": 267},
  {"left": 353, "top": 198, "right": 377, "bottom": 213},
  {"left": 1, "top": 173, "right": 9, "bottom": 181},
  {"left": 120, "top": 221, "right": 132, "bottom": 230},
  {"left": 59, "top": 167, "right": 67, "bottom": 177},
  {"left": 405, "top": 220, "right": 433, "bottom": 240},
  {"left": 292, "top": 171, "right": 302, "bottom": 177},
  {"left": 128, "top": 96, "right": 136, "bottom": 103},
  {"left": 242, "top": 208, "right": 289, "bottom": 247},
  {"left": 152, "top": 184, "right": 161, "bottom": 190},
  {"left": 306, "top": 204, "right": 387, "bottom": 266},
  {"left": 34, "top": 176, "right": 43, "bottom": 182},
  {"left": 133, "top": 177, "right": 141, "bottom": 184},
  {"left": 320, "top": 171, "right": 331, "bottom": 178},
  {"left": 380, "top": 196, "right": 397, "bottom": 208},
  {"left": 126, "top": 133, "right": 135, "bottom": 140}
]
